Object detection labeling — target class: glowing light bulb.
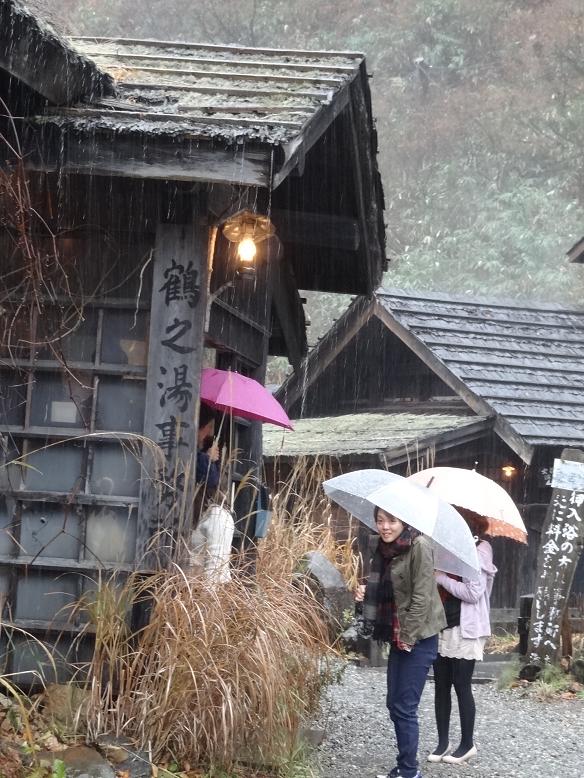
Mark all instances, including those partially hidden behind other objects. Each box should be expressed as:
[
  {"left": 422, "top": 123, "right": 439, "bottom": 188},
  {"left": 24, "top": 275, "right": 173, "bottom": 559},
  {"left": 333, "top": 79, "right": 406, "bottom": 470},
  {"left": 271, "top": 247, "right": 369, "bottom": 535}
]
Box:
[
  {"left": 237, "top": 236, "right": 257, "bottom": 264},
  {"left": 501, "top": 465, "right": 516, "bottom": 479}
]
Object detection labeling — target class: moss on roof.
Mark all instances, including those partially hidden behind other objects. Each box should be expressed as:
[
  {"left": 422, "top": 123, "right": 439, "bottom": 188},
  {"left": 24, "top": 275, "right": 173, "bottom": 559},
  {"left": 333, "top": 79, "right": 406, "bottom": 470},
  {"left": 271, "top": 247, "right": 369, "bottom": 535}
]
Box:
[{"left": 263, "top": 411, "right": 488, "bottom": 459}]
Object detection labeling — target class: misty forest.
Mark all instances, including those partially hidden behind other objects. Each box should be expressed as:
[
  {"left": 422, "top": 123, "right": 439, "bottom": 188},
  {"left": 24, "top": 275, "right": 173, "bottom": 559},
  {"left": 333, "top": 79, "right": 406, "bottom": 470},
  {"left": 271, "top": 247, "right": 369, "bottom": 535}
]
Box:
[{"left": 52, "top": 0, "right": 584, "bottom": 344}]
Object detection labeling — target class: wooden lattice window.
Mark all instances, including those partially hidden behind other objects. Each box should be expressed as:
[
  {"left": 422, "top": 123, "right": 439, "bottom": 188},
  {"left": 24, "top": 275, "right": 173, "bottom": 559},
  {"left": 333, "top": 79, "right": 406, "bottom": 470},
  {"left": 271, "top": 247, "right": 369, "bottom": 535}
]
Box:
[{"left": 0, "top": 301, "right": 149, "bottom": 633}]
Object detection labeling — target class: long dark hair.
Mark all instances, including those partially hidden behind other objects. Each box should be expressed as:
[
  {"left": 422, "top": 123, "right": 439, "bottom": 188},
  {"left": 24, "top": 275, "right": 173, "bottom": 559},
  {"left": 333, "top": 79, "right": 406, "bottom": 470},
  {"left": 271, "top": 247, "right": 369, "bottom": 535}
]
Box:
[{"left": 458, "top": 506, "right": 490, "bottom": 540}]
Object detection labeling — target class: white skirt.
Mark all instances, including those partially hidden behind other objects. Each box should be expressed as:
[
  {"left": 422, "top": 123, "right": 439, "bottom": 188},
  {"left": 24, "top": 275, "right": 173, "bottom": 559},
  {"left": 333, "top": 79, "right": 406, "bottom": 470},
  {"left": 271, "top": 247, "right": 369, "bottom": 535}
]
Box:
[{"left": 438, "top": 626, "right": 486, "bottom": 661}]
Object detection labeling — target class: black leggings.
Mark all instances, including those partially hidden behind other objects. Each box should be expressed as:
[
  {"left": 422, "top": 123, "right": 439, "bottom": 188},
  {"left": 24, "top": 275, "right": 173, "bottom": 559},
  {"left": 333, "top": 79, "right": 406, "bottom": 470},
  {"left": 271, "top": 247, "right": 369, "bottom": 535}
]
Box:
[{"left": 433, "top": 654, "right": 476, "bottom": 752}]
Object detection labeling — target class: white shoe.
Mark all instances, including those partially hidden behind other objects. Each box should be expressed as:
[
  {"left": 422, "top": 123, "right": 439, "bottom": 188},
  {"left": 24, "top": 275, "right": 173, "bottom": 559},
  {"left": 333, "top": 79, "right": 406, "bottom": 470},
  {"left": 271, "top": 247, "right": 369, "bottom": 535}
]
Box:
[
  {"left": 427, "top": 743, "right": 451, "bottom": 762},
  {"left": 442, "top": 745, "right": 477, "bottom": 764}
]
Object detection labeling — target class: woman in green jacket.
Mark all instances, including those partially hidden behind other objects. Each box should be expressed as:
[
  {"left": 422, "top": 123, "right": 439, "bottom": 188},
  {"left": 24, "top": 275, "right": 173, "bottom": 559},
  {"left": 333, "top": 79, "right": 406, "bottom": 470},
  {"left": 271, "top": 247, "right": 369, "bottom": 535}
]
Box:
[{"left": 356, "top": 507, "right": 446, "bottom": 778}]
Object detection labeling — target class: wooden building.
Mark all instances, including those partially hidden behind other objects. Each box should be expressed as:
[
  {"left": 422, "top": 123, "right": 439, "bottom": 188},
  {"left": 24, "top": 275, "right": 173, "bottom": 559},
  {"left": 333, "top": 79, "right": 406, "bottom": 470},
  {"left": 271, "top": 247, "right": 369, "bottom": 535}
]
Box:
[
  {"left": 0, "top": 0, "right": 385, "bottom": 681},
  {"left": 266, "top": 289, "right": 584, "bottom": 609}
]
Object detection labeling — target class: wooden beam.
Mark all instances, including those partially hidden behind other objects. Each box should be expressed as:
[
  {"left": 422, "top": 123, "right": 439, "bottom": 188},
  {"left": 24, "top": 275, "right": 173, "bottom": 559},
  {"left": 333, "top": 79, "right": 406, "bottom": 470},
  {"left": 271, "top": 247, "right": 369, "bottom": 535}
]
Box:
[
  {"left": 70, "top": 36, "right": 365, "bottom": 62},
  {"left": 1, "top": 490, "right": 138, "bottom": 508},
  {"left": 270, "top": 252, "right": 307, "bottom": 371},
  {"left": 138, "top": 215, "right": 209, "bottom": 565},
  {"left": 567, "top": 236, "right": 584, "bottom": 263},
  {"left": 373, "top": 301, "right": 535, "bottom": 465},
  {"left": 347, "top": 98, "right": 373, "bottom": 292},
  {"left": 271, "top": 210, "right": 360, "bottom": 251},
  {"left": 0, "top": 618, "right": 97, "bottom": 635},
  {"left": 75, "top": 47, "right": 356, "bottom": 75},
  {"left": 346, "top": 75, "right": 386, "bottom": 293},
  {"left": 0, "top": 555, "right": 135, "bottom": 573},
  {"left": 22, "top": 127, "right": 272, "bottom": 187},
  {"left": 119, "top": 81, "right": 329, "bottom": 100},
  {"left": 50, "top": 106, "right": 305, "bottom": 131}
]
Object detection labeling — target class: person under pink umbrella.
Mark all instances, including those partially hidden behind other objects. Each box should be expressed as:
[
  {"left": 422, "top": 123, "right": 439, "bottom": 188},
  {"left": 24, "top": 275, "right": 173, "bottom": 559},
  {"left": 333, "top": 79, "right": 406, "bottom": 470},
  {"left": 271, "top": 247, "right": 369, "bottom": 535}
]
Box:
[{"left": 196, "top": 402, "right": 221, "bottom": 491}]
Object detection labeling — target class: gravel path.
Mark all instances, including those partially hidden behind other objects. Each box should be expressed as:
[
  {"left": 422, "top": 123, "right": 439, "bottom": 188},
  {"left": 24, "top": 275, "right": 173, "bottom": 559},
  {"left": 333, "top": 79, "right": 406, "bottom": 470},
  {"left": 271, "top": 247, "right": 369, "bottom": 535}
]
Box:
[{"left": 315, "top": 664, "right": 584, "bottom": 778}]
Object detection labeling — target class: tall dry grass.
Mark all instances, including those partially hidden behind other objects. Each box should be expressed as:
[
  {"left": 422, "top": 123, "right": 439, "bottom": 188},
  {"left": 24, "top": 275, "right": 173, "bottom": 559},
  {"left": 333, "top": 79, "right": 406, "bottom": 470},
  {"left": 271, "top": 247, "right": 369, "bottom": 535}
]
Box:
[
  {"left": 71, "top": 568, "right": 332, "bottom": 768},
  {"left": 260, "top": 456, "right": 360, "bottom": 590},
  {"left": 67, "top": 457, "right": 357, "bottom": 770}
]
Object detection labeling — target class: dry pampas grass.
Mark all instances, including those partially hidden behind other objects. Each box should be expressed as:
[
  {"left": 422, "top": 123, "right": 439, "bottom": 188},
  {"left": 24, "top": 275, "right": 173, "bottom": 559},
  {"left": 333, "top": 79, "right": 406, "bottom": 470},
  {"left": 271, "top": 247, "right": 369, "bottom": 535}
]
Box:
[{"left": 70, "top": 566, "right": 332, "bottom": 769}]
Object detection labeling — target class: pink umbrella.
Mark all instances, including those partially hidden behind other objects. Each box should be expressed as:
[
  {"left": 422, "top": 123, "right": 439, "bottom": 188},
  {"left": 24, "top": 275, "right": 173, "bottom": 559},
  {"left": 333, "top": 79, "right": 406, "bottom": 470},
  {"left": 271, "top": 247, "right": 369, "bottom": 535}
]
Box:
[{"left": 200, "top": 368, "right": 293, "bottom": 430}]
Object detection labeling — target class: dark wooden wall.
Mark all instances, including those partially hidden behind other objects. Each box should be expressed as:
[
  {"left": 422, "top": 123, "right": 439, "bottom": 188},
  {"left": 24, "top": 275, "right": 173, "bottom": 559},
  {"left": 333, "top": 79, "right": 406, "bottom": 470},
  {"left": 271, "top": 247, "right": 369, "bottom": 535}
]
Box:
[
  {"left": 0, "top": 171, "right": 211, "bottom": 682},
  {"left": 290, "top": 317, "right": 459, "bottom": 418}
]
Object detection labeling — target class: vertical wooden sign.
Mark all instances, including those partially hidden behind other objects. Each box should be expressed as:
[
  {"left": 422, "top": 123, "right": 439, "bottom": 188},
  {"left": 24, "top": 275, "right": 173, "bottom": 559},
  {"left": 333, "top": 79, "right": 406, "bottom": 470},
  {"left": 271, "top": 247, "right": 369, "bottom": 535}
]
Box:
[
  {"left": 137, "top": 217, "right": 208, "bottom": 567},
  {"left": 526, "top": 448, "right": 584, "bottom": 670}
]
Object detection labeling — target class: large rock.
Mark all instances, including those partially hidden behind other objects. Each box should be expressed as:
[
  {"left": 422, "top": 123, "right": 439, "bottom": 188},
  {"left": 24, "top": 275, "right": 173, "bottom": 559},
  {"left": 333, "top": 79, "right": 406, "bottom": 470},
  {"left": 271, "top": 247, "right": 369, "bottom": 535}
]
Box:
[{"left": 302, "top": 551, "right": 354, "bottom": 630}]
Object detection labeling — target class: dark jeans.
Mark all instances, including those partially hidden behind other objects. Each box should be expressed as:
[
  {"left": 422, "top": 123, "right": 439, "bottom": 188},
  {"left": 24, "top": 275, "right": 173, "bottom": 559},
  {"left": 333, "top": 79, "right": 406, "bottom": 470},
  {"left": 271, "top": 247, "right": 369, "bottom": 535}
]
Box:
[{"left": 386, "top": 635, "right": 438, "bottom": 778}]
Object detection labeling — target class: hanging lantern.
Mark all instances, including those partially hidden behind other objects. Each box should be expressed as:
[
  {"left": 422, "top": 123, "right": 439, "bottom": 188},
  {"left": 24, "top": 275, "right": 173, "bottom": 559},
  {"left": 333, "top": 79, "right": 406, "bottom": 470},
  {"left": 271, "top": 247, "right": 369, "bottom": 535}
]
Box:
[{"left": 222, "top": 210, "right": 275, "bottom": 275}]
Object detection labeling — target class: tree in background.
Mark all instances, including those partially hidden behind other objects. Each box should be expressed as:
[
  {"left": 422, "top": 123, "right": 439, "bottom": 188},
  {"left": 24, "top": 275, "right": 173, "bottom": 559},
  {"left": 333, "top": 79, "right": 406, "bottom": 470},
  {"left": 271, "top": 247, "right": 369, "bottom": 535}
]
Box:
[{"left": 56, "top": 0, "right": 584, "bottom": 344}]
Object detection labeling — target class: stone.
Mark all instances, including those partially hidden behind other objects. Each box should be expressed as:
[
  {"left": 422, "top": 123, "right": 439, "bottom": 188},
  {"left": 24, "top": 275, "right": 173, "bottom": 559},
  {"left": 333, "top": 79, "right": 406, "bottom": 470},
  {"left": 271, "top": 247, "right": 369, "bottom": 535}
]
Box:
[
  {"left": 301, "top": 725, "right": 325, "bottom": 747},
  {"left": 37, "top": 745, "right": 116, "bottom": 778},
  {"left": 97, "top": 735, "right": 151, "bottom": 778},
  {"left": 301, "top": 551, "right": 354, "bottom": 631}
]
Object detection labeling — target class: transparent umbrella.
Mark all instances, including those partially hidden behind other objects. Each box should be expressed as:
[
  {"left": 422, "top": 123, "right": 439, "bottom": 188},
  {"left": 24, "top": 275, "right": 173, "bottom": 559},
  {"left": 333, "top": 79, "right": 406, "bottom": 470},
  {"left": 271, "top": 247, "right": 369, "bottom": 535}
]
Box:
[{"left": 323, "top": 469, "right": 480, "bottom": 580}]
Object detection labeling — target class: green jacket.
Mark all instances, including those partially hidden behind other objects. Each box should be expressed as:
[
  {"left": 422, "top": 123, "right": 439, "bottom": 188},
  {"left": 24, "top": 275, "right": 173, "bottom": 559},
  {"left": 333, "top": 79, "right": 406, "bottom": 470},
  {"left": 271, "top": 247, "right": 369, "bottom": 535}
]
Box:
[{"left": 372, "top": 534, "right": 447, "bottom": 645}]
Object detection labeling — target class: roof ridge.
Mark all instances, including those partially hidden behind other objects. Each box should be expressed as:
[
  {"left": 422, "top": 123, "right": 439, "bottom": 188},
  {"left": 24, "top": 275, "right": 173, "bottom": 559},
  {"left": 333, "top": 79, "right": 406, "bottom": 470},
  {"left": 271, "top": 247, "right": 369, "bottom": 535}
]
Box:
[
  {"left": 69, "top": 36, "right": 365, "bottom": 60},
  {"left": 377, "top": 287, "right": 584, "bottom": 315}
]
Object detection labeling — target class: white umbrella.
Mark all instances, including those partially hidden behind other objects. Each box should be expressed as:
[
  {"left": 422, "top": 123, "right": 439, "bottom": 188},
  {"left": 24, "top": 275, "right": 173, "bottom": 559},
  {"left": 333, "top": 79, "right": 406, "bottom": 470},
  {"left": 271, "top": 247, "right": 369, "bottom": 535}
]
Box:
[
  {"left": 323, "top": 469, "right": 480, "bottom": 580},
  {"left": 408, "top": 467, "right": 527, "bottom": 543}
]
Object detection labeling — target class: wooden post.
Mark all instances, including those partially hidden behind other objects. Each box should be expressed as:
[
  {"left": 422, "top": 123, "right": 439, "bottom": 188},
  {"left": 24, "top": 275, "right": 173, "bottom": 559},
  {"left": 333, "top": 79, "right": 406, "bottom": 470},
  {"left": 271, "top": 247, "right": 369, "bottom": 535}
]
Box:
[
  {"left": 137, "top": 214, "right": 208, "bottom": 567},
  {"left": 523, "top": 448, "right": 584, "bottom": 673}
]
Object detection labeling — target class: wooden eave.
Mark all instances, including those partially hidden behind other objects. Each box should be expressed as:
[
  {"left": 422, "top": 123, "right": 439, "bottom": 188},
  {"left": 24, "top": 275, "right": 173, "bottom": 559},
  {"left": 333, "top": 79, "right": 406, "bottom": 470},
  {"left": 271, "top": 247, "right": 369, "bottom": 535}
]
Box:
[
  {"left": 275, "top": 295, "right": 374, "bottom": 410},
  {"left": 264, "top": 414, "right": 493, "bottom": 466},
  {"left": 20, "top": 121, "right": 274, "bottom": 187},
  {"left": 0, "top": 1, "right": 113, "bottom": 104}
]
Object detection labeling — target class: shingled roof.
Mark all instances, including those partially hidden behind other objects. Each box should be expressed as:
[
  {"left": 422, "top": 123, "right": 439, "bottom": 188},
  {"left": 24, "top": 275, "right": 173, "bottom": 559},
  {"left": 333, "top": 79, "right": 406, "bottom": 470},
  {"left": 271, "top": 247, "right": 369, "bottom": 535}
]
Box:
[
  {"left": 27, "top": 34, "right": 384, "bottom": 191},
  {"left": 276, "top": 289, "right": 584, "bottom": 463},
  {"left": 2, "top": 8, "right": 385, "bottom": 294},
  {"left": 64, "top": 38, "right": 361, "bottom": 147}
]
